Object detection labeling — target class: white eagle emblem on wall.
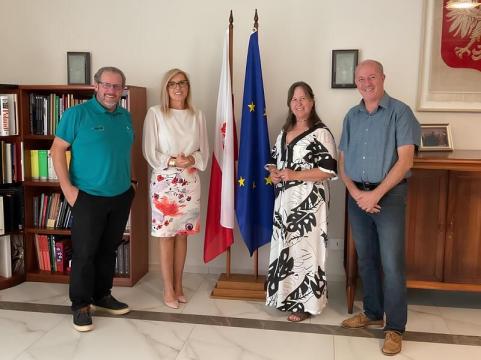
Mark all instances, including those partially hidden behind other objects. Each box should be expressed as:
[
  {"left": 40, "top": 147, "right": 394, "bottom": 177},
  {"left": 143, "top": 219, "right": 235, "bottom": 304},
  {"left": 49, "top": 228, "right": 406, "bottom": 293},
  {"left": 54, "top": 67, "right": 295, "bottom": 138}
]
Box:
[{"left": 446, "top": 4, "right": 481, "bottom": 60}]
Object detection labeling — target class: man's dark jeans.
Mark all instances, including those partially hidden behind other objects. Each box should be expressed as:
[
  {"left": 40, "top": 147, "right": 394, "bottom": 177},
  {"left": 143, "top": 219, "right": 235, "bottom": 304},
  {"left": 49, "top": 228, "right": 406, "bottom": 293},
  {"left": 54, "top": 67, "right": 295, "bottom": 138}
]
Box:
[{"left": 348, "top": 181, "right": 408, "bottom": 333}]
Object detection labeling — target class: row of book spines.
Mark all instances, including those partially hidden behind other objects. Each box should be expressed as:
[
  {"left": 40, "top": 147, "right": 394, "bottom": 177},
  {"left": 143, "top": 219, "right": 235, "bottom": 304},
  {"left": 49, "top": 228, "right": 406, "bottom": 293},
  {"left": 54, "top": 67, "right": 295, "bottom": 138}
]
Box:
[
  {"left": 33, "top": 192, "right": 72, "bottom": 229},
  {"left": 115, "top": 240, "right": 130, "bottom": 277},
  {"left": 0, "top": 141, "right": 23, "bottom": 184},
  {"left": 30, "top": 149, "right": 70, "bottom": 181},
  {"left": 28, "top": 93, "right": 130, "bottom": 137},
  {"left": 32, "top": 235, "right": 129, "bottom": 276},
  {"left": 29, "top": 93, "right": 88, "bottom": 136},
  {"left": 0, "top": 94, "right": 19, "bottom": 136},
  {"left": 34, "top": 234, "right": 71, "bottom": 273}
]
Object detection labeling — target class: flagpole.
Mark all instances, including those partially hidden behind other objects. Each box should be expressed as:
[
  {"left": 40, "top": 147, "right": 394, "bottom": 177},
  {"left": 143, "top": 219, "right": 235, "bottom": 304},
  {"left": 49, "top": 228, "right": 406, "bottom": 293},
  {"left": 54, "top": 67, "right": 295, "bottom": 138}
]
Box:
[
  {"left": 210, "top": 10, "right": 265, "bottom": 301},
  {"left": 226, "top": 10, "right": 233, "bottom": 279},
  {"left": 253, "top": 8, "right": 259, "bottom": 279}
]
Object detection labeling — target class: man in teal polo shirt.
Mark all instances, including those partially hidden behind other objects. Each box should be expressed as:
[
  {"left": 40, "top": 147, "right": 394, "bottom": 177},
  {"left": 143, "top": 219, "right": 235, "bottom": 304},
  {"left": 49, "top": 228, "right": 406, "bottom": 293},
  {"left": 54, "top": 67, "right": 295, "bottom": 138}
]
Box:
[{"left": 51, "top": 66, "right": 135, "bottom": 332}]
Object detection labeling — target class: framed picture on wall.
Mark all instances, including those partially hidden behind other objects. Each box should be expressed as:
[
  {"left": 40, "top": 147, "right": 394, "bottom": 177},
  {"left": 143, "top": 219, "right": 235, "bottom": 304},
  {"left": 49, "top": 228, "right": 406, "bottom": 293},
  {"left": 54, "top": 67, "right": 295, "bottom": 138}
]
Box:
[
  {"left": 331, "top": 49, "right": 358, "bottom": 88},
  {"left": 417, "top": 0, "right": 481, "bottom": 112},
  {"left": 420, "top": 123, "right": 453, "bottom": 151},
  {"left": 67, "top": 52, "right": 91, "bottom": 85}
]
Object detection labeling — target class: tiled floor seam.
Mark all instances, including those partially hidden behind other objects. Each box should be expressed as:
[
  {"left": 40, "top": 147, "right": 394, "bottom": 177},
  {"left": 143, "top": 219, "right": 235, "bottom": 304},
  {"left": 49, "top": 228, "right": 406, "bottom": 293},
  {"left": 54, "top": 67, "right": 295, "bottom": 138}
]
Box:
[{"left": 1, "top": 300, "right": 480, "bottom": 347}]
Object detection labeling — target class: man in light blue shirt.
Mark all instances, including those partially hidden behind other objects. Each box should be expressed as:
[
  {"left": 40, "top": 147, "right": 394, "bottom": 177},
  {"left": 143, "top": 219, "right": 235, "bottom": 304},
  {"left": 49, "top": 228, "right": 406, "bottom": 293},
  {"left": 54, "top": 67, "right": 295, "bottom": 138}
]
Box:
[{"left": 339, "top": 60, "right": 420, "bottom": 356}]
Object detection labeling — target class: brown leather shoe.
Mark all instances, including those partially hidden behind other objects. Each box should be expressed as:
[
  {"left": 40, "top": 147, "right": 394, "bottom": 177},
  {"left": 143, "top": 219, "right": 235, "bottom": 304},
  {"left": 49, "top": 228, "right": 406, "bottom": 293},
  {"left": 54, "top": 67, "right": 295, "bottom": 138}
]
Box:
[
  {"left": 382, "top": 331, "right": 402, "bottom": 356},
  {"left": 341, "top": 313, "right": 384, "bottom": 329}
]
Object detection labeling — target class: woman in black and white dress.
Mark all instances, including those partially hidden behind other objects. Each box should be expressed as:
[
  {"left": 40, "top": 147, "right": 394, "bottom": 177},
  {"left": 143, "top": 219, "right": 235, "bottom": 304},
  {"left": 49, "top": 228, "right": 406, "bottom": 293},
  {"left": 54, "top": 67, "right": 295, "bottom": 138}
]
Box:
[{"left": 265, "top": 81, "right": 337, "bottom": 322}]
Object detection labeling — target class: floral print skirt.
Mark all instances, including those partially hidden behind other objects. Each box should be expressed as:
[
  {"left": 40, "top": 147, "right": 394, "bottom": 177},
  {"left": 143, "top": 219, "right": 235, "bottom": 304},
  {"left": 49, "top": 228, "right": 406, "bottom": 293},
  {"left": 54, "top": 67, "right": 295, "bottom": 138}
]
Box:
[{"left": 149, "top": 167, "right": 201, "bottom": 237}]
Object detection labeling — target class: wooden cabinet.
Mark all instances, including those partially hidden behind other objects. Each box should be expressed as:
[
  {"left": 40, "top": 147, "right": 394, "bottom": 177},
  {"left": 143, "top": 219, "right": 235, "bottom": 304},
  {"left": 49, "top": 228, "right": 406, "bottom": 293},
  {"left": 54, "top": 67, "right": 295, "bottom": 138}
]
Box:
[
  {"left": 444, "top": 171, "right": 481, "bottom": 284},
  {"left": 1, "top": 84, "right": 148, "bottom": 289},
  {"left": 345, "top": 151, "right": 481, "bottom": 312}
]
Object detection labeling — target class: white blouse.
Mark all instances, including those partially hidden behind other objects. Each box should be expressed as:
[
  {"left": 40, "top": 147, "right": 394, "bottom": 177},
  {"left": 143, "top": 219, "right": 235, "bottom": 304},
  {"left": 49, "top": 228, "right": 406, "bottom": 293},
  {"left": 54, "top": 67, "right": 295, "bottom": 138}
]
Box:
[{"left": 142, "top": 106, "right": 209, "bottom": 172}]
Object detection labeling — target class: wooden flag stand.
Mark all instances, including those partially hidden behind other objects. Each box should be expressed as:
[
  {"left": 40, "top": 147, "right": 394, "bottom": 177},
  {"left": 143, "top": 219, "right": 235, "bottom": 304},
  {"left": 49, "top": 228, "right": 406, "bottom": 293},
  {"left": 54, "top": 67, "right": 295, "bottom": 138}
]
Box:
[
  {"left": 210, "top": 10, "right": 266, "bottom": 302},
  {"left": 210, "top": 249, "right": 266, "bottom": 301}
]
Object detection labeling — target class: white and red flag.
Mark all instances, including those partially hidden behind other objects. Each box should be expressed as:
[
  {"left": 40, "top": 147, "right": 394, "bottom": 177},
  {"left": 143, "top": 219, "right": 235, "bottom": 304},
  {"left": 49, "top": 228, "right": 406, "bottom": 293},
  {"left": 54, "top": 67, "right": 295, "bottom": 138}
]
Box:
[{"left": 204, "top": 28, "right": 237, "bottom": 263}]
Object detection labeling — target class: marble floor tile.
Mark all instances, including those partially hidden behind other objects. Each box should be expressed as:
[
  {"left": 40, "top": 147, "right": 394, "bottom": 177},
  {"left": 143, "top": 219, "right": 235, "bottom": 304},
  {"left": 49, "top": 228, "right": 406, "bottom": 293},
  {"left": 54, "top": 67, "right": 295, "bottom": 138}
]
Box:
[
  {"left": 0, "top": 282, "right": 69, "bottom": 305},
  {"left": 406, "top": 304, "right": 451, "bottom": 334},
  {"left": 334, "top": 334, "right": 481, "bottom": 360},
  {"left": 4, "top": 309, "right": 196, "bottom": 360},
  {"left": 0, "top": 309, "right": 67, "bottom": 360},
  {"left": 178, "top": 323, "right": 335, "bottom": 360},
  {"left": 438, "top": 306, "right": 481, "bottom": 337}
]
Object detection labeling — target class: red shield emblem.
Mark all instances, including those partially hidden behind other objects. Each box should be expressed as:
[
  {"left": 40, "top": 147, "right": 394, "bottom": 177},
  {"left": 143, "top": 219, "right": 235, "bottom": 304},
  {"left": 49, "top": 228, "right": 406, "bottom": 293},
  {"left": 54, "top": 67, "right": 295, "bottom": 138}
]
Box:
[{"left": 441, "top": 0, "right": 481, "bottom": 72}]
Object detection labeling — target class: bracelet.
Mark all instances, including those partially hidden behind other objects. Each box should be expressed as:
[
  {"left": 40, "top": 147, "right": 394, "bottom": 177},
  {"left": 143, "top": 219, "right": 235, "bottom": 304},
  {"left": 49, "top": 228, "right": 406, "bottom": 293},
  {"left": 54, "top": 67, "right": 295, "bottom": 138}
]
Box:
[{"left": 168, "top": 158, "right": 176, "bottom": 167}]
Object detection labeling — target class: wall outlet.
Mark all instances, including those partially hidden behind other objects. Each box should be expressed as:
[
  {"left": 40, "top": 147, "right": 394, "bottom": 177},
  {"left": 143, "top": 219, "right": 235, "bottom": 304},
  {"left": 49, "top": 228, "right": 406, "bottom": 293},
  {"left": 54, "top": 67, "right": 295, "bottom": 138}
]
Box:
[{"left": 328, "top": 238, "right": 344, "bottom": 250}]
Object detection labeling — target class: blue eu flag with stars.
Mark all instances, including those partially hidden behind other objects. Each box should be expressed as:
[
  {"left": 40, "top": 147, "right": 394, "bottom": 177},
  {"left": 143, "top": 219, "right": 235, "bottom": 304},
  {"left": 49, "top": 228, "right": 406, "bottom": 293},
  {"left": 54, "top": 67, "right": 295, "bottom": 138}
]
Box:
[{"left": 235, "top": 30, "right": 274, "bottom": 256}]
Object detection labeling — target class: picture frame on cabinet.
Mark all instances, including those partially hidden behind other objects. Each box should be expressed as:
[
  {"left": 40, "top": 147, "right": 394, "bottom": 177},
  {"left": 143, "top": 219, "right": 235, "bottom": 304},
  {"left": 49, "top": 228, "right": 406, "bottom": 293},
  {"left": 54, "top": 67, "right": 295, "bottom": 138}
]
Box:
[
  {"left": 331, "top": 49, "right": 358, "bottom": 88},
  {"left": 420, "top": 123, "right": 453, "bottom": 151},
  {"left": 417, "top": 0, "right": 481, "bottom": 112},
  {"left": 67, "top": 52, "right": 91, "bottom": 85}
]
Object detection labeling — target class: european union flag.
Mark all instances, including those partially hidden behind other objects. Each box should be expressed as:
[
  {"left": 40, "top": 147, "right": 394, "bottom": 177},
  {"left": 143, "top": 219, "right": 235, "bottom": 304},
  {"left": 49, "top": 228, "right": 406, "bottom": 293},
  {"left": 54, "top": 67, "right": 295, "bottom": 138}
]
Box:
[{"left": 235, "top": 30, "right": 274, "bottom": 256}]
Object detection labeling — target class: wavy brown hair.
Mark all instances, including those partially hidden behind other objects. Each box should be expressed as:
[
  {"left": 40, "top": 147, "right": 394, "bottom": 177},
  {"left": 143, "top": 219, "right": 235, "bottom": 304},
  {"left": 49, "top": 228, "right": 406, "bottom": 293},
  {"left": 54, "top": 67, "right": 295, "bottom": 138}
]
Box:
[{"left": 282, "top": 81, "right": 323, "bottom": 132}]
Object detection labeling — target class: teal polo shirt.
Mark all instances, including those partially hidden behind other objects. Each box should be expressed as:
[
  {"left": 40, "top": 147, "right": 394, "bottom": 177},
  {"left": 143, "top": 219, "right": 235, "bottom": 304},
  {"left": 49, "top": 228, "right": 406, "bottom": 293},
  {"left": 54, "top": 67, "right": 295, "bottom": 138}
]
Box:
[{"left": 56, "top": 96, "right": 133, "bottom": 196}]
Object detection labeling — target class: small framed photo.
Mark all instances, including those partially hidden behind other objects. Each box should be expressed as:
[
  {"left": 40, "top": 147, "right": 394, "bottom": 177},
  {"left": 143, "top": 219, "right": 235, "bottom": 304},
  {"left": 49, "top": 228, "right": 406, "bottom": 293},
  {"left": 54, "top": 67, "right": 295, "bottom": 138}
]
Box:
[
  {"left": 331, "top": 49, "right": 358, "bottom": 88},
  {"left": 67, "top": 52, "right": 91, "bottom": 85},
  {"left": 420, "top": 124, "right": 454, "bottom": 151}
]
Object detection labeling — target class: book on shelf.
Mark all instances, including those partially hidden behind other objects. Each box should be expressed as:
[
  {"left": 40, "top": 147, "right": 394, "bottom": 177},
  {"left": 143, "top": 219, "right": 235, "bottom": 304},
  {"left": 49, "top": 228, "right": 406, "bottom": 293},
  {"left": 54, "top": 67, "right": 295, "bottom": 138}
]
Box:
[
  {"left": 38, "top": 150, "right": 48, "bottom": 180},
  {"left": 0, "top": 197, "right": 4, "bottom": 234},
  {"left": 0, "top": 94, "right": 18, "bottom": 136},
  {"left": 2, "top": 141, "right": 24, "bottom": 183},
  {"left": 34, "top": 234, "right": 71, "bottom": 273},
  {"left": 29, "top": 149, "right": 69, "bottom": 181},
  {"left": 30, "top": 150, "right": 39, "bottom": 179},
  {"left": 0, "top": 186, "right": 23, "bottom": 234},
  {"left": 29, "top": 93, "right": 89, "bottom": 136},
  {"left": 33, "top": 233, "right": 42, "bottom": 270},
  {"left": 114, "top": 240, "right": 130, "bottom": 277},
  {"left": 33, "top": 192, "right": 71, "bottom": 229},
  {"left": 0, "top": 234, "right": 12, "bottom": 278},
  {"left": 47, "top": 150, "right": 57, "bottom": 180},
  {"left": 0, "top": 96, "right": 8, "bottom": 137},
  {"left": 54, "top": 238, "right": 71, "bottom": 273},
  {"left": 10, "top": 233, "right": 23, "bottom": 275},
  {"left": 4, "top": 142, "right": 13, "bottom": 183}
]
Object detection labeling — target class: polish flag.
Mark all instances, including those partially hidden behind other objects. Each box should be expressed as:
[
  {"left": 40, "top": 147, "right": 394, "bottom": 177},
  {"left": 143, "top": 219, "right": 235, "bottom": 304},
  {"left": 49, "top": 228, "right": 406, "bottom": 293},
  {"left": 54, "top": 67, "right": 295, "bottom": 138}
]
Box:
[{"left": 204, "top": 28, "right": 236, "bottom": 263}]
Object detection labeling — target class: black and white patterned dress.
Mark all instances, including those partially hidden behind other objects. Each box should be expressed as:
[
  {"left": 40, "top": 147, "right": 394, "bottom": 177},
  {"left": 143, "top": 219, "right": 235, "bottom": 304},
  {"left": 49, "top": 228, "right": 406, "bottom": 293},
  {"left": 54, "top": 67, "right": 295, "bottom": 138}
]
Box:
[{"left": 265, "top": 123, "right": 337, "bottom": 315}]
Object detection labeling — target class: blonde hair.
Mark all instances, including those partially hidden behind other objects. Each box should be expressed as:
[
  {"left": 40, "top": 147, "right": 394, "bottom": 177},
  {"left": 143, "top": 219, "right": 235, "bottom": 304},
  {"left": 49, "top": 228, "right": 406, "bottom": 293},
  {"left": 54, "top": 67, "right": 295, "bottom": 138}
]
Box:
[{"left": 160, "top": 68, "right": 193, "bottom": 114}]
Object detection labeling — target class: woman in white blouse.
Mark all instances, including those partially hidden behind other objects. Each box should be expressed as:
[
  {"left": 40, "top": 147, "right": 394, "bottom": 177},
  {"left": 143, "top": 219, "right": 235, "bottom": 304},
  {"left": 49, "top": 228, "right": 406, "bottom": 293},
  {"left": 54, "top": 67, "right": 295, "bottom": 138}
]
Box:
[{"left": 142, "top": 68, "right": 209, "bottom": 309}]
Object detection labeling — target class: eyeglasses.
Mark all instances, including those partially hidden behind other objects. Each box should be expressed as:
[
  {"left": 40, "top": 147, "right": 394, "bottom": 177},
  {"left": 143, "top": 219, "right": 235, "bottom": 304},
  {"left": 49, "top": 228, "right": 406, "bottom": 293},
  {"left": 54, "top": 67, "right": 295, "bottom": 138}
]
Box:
[
  {"left": 167, "top": 80, "right": 189, "bottom": 89},
  {"left": 98, "top": 82, "right": 124, "bottom": 91}
]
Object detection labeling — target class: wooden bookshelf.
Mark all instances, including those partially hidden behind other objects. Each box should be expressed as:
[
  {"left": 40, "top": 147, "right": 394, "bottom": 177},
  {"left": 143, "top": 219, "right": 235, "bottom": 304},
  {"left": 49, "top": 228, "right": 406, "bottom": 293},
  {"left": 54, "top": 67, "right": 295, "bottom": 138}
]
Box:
[
  {"left": 0, "top": 85, "right": 26, "bottom": 290},
  {"left": 6, "top": 84, "right": 149, "bottom": 289}
]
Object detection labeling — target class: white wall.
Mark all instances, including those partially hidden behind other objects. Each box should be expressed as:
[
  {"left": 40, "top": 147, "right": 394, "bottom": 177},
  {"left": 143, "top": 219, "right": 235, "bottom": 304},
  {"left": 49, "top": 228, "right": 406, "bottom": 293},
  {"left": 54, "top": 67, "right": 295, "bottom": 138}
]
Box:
[{"left": 2, "top": 0, "right": 480, "bottom": 279}]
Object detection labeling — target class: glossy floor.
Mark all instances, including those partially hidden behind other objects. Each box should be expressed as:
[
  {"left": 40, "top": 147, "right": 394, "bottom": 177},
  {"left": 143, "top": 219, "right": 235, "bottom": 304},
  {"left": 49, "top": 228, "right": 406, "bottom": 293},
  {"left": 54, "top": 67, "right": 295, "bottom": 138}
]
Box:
[{"left": 1, "top": 272, "right": 481, "bottom": 359}]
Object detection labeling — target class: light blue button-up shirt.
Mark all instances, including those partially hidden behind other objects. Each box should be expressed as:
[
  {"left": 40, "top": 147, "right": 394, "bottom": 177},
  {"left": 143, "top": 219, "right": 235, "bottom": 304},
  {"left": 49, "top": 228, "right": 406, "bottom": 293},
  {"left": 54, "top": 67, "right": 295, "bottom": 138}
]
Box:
[{"left": 339, "top": 93, "right": 420, "bottom": 183}]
